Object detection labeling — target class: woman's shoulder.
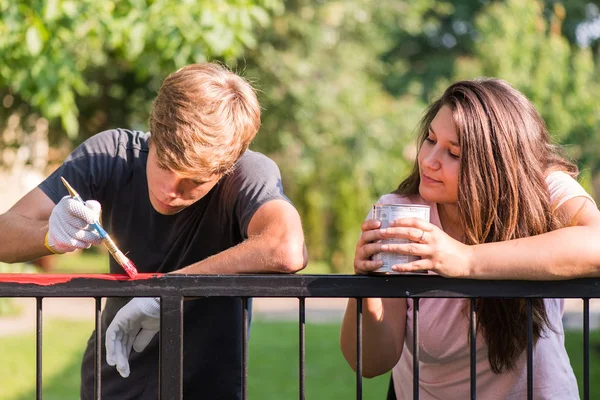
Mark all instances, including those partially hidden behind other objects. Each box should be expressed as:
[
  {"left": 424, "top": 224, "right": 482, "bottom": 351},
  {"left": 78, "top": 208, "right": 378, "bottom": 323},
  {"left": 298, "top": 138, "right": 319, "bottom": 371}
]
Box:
[{"left": 546, "top": 170, "right": 595, "bottom": 208}]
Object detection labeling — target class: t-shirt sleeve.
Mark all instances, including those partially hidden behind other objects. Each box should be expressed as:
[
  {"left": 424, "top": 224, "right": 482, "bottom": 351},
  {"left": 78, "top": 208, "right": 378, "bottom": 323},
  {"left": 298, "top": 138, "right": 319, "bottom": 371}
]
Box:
[
  {"left": 220, "top": 152, "right": 291, "bottom": 238},
  {"left": 38, "top": 130, "right": 121, "bottom": 204},
  {"left": 546, "top": 171, "right": 596, "bottom": 209}
]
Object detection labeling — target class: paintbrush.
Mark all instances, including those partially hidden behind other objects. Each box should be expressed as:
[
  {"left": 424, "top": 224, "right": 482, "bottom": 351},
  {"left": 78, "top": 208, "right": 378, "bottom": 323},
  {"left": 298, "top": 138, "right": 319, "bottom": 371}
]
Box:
[{"left": 60, "top": 177, "right": 138, "bottom": 278}]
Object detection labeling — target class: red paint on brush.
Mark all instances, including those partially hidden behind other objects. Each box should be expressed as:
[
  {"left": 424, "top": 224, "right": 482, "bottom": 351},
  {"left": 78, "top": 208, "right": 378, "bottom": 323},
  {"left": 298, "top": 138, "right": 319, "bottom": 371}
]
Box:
[
  {"left": 121, "top": 259, "right": 139, "bottom": 278},
  {"left": 0, "top": 273, "right": 163, "bottom": 286}
]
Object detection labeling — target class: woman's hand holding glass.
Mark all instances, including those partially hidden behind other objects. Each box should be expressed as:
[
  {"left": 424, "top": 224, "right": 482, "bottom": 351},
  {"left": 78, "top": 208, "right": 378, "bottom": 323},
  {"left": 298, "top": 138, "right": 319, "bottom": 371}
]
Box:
[
  {"left": 354, "top": 218, "right": 384, "bottom": 274},
  {"left": 385, "top": 217, "right": 473, "bottom": 277},
  {"left": 354, "top": 217, "right": 474, "bottom": 277}
]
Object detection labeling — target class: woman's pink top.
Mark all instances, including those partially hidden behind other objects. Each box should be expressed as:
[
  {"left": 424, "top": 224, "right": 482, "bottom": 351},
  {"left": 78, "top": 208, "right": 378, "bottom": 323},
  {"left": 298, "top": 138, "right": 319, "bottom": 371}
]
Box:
[{"left": 375, "top": 172, "right": 594, "bottom": 399}]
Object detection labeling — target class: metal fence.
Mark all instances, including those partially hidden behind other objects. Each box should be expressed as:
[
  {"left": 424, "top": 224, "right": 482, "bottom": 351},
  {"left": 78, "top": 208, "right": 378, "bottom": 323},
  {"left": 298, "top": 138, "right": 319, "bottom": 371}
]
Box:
[{"left": 0, "top": 273, "right": 599, "bottom": 400}]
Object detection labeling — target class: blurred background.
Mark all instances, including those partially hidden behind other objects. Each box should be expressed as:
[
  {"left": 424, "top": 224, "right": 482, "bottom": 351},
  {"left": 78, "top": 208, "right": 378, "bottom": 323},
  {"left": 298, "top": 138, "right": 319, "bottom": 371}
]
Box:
[
  {"left": 1, "top": 0, "right": 600, "bottom": 398},
  {"left": 1, "top": 0, "right": 599, "bottom": 273}
]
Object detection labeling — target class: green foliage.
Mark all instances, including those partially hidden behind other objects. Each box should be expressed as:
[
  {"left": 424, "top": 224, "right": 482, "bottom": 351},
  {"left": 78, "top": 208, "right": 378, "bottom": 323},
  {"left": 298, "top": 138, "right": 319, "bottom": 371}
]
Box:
[
  {"left": 0, "top": 0, "right": 282, "bottom": 139},
  {"left": 1, "top": 0, "right": 599, "bottom": 271},
  {"left": 244, "top": 1, "right": 425, "bottom": 271},
  {"left": 381, "top": 0, "right": 600, "bottom": 197},
  {"left": 455, "top": 0, "right": 600, "bottom": 190}
]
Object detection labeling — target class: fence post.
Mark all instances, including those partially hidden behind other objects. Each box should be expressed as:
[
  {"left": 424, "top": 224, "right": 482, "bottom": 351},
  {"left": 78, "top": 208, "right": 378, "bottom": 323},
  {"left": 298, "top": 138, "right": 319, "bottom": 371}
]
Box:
[{"left": 159, "top": 295, "right": 183, "bottom": 400}]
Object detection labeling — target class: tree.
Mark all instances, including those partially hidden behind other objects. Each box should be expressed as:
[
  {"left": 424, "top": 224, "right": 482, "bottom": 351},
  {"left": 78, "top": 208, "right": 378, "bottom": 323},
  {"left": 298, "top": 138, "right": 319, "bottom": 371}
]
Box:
[
  {"left": 381, "top": 0, "right": 600, "bottom": 199},
  {"left": 454, "top": 0, "right": 600, "bottom": 198},
  {"left": 243, "top": 0, "right": 429, "bottom": 271},
  {"left": 0, "top": 0, "right": 281, "bottom": 144}
]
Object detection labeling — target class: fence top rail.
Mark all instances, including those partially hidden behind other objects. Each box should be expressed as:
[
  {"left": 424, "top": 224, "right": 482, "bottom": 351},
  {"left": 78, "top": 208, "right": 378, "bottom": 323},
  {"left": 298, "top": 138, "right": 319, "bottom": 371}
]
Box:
[{"left": 1, "top": 273, "right": 600, "bottom": 298}]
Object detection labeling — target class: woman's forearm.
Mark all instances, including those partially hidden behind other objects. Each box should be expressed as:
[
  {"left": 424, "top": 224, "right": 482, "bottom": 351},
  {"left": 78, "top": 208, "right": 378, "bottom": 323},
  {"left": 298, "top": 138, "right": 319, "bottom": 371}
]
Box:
[
  {"left": 340, "top": 297, "right": 406, "bottom": 378},
  {"left": 470, "top": 224, "right": 600, "bottom": 280}
]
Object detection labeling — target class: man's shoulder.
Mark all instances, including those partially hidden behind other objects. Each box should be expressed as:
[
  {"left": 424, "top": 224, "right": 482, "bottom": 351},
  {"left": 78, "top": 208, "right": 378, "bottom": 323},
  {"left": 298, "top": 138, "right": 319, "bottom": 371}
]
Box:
[
  {"left": 233, "top": 150, "right": 279, "bottom": 175},
  {"left": 237, "top": 149, "right": 275, "bottom": 164},
  {"left": 82, "top": 128, "right": 150, "bottom": 154}
]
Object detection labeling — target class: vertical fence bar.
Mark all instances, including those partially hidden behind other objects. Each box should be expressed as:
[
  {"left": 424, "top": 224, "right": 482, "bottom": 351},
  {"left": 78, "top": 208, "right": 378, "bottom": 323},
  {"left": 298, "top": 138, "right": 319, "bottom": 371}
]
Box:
[
  {"left": 356, "top": 298, "right": 363, "bottom": 400},
  {"left": 583, "top": 298, "right": 590, "bottom": 400},
  {"left": 299, "top": 297, "right": 305, "bottom": 400},
  {"left": 470, "top": 298, "right": 476, "bottom": 400},
  {"left": 94, "top": 297, "right": 102, "bottom": 400},
  {"left": 36, "top": 297, "right": 43, "bottom": 400},
  {"left": 242, "top": 297, "right": 249, "bottom": 400},
  {"left": 527, "top": 299, "right": 533, "bottom": 400},
  {"left": 159, "top": 295, "right": 183, "bottom": 400},
  {"left": 413, "top": 298, "right": 419, "bottom": 400}
]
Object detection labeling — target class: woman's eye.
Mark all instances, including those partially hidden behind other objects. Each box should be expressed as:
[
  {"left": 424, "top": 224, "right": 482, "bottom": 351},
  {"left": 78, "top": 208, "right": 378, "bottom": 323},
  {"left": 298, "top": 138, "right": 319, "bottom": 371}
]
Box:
[
  {"left": 449, "top": 152, "right": 460, "bottom": 159},
  {"left": 425, "top": 137, "right": 435, "bottom": 144}
]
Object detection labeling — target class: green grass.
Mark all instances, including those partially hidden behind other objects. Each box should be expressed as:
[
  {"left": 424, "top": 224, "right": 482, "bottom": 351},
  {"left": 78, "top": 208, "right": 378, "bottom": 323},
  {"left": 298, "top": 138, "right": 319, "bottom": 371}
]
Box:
[
  {"left": 4, "top": 318, "right": 600, "bottom": 399},
  {"left": 565, "top": 330, "right": 600, "bottom": 396},
  {"left": 248, "top": 319, "right": 389, "bottom": 399},
  {"left": 0, "top": 319, "right": 94, "bottom": 400},
  {"left": 0, "top": 319, "right": 388, "bottom": 400}
]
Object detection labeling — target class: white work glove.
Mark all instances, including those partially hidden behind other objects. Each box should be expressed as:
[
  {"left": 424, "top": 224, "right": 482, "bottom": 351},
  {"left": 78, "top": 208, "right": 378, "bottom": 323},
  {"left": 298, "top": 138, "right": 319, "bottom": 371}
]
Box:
[
  {"left": 46, "top": 195, "right": 103, "bottom": 254},
  {"left": 106, "top": 297, "right": 161, "bottom": 378}
]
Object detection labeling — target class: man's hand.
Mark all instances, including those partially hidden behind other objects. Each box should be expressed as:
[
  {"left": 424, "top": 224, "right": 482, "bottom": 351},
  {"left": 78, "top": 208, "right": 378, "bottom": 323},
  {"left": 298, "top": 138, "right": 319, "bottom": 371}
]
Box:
[
  {"left": 46, "top": 195, "right": 103, "bottom": 253},
  {"left": 106, "top": 297, "right": 161, "bottom": 378}
]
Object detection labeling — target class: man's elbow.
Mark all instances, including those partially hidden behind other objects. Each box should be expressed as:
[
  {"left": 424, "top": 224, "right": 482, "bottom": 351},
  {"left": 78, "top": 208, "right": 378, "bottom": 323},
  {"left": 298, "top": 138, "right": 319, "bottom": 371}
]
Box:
[{"left": 275, "top": 239, "right": 308, "bottom": 274}]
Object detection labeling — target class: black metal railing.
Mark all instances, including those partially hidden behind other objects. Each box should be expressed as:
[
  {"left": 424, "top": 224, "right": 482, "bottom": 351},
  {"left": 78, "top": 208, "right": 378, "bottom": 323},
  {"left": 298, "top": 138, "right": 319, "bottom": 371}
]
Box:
[{"left": 1, "top": 273, "right": 599, "bottom": 400}]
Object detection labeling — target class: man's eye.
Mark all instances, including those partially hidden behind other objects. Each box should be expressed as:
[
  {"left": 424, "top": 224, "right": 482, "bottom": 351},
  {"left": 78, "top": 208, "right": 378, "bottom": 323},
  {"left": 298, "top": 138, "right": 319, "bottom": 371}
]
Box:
[{"left": 189, "top": 178, "right": 206, "bottom": 185}]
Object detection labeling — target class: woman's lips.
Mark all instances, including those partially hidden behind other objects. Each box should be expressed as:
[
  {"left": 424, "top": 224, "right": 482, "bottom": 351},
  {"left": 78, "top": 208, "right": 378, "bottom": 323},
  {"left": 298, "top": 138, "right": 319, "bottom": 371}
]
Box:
[{"left": 421, "top": 173, "right": 442, "bottom": 184}]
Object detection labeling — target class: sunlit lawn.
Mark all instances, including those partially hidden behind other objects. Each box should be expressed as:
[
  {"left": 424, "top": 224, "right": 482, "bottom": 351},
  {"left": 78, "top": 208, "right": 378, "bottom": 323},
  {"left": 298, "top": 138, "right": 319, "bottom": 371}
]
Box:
[{"left": 0, "top": 318, "right": 390, "bottom": 400}]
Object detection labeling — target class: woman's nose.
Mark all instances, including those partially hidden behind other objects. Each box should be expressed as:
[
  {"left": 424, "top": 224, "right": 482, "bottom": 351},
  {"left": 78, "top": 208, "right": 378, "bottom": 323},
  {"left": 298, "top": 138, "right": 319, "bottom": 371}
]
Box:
[{"left": 422, "top": 149, "right": 441, "bottom": 170}]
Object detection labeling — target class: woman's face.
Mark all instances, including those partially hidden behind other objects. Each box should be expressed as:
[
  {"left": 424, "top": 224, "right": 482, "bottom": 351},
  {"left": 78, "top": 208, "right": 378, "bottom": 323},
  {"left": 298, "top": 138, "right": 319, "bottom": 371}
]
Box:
[{"left": 418, "top": 105, "right": 460, "bottom": 205}]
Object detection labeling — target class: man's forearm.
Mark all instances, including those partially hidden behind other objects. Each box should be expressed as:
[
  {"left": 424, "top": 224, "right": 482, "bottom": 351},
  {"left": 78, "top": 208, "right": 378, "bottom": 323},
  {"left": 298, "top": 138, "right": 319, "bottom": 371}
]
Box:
[
  {"left": 0, "top": 211, "right": 51, "bottom": 263},
  {"left": 173, "top": 233, "right": 307, "bottom": 275}
]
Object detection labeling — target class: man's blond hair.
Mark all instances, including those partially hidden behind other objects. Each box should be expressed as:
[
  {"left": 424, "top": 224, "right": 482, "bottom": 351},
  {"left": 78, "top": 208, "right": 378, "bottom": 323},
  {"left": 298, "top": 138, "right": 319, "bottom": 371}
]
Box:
[{"left": 149, "top": 63, "right": 261, "bottom": 177}]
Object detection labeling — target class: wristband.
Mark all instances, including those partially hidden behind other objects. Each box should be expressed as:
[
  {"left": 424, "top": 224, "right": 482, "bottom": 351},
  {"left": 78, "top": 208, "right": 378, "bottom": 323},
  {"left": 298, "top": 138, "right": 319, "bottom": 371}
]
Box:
[{"left": 44, "top": 232, "right": 62, "bottom": 254}]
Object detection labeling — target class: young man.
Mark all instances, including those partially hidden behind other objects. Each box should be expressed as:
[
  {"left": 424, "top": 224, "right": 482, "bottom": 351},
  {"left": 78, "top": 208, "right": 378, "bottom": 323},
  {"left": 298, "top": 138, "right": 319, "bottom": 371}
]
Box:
[{"left": 0, "top": 63, "right": 307, "bottom": 399}]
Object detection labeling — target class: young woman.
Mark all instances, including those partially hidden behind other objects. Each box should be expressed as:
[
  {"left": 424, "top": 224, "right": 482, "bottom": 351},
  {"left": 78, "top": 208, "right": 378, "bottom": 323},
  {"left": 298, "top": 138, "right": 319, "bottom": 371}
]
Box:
[{"left": 340, "top": 78, "right": 600, "bottom": 399}]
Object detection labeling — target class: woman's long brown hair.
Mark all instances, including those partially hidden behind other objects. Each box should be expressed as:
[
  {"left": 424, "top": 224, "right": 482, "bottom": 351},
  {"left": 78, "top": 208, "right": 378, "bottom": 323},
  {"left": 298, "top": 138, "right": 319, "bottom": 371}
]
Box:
[{"left": 395, "top": 78, "right": 577, "bottom": 373}]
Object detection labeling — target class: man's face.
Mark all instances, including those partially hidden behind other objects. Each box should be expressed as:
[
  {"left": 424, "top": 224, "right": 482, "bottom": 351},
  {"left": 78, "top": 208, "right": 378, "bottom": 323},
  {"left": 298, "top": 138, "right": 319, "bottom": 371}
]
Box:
[{"left": 146, "top": 145, "right": 221, "bottom": 215}]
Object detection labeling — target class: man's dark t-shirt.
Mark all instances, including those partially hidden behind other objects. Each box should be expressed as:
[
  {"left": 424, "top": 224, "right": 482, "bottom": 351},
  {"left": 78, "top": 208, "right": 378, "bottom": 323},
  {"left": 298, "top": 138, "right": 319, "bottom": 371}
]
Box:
[{"left": 39, "top": 129, "right": 289, "bottom": 399}]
